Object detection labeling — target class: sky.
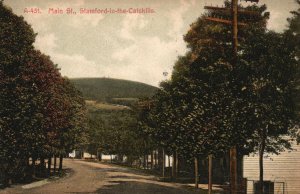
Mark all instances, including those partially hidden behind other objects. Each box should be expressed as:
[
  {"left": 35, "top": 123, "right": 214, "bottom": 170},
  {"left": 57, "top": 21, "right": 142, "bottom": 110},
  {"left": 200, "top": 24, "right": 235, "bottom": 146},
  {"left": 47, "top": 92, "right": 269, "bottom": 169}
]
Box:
[{"left": 4, "top": 0, "right": 298, "bottom": 86}]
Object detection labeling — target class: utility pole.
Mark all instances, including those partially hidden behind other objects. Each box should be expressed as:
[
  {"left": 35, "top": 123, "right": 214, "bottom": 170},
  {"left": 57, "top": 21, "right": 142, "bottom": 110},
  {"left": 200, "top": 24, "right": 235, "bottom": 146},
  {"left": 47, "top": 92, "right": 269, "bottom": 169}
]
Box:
[
  {"left": 231, "top": 1, "right": 238, "bottom": 193},
  {"left": 232, "top": 0, "right": 238, "bottom": 63},
  {"left": 204, "top": 0, "right": 260, "bottom": 193}
]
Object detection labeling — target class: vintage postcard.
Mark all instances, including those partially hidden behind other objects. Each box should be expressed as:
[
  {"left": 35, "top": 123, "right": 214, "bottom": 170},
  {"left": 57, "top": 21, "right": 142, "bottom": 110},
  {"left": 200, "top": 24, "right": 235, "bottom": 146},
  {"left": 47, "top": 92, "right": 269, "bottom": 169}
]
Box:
[{"left": 0, "top": 0, "right": 299, "bottom": 194}]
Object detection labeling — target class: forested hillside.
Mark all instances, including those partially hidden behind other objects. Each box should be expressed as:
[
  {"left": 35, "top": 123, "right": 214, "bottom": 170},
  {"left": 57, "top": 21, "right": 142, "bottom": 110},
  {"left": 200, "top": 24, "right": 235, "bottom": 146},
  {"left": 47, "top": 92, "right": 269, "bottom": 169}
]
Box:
[
  {"left": 71, "top": 78, "right": 157, "bottom": 103},
  {"left": 70, "top": 78, "right": 157, "bottom": 165}
]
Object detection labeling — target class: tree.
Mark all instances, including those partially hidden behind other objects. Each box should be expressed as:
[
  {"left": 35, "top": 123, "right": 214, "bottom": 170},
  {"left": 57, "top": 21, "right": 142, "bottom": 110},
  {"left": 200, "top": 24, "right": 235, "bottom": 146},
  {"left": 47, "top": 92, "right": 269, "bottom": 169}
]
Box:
[
  {"left": 182, "top": 4, "right": 298, "bottom": 193},
  {"left": 0, "top": 1, "right": 87, "bottom": 184},
  {"left": 286, "top": 0, "right": 300, "bottom": 143},
  {"left": 86, "top": 108, "right": 146, "bottom": 165},
  {"left": 144, "top": 2, "right": 298, "bottom": 194},
  {"left": 54, "top": 78, "right": 87, "bottom": 171},
  {"left": 240, "top": 30, "right": 297, "bottom": 193},
  {"left": 19, "top": 50, "right": 64, "bottom": 178},
  {"left": 0, "top": 1, "right": 36, "bottom": 183}
]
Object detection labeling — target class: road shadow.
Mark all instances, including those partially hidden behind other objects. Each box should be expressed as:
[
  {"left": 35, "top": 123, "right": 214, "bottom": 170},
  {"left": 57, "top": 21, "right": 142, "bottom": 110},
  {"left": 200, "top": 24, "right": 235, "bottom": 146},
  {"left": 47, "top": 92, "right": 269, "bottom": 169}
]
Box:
[{"left": 95, "top": 181, "right": 201, "bottom": 194}]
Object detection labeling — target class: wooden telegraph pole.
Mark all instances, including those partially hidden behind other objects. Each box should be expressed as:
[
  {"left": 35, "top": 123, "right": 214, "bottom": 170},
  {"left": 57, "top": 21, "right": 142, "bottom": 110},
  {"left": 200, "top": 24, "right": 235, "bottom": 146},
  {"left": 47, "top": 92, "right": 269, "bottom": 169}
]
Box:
[
  {"left": 204, "top": 0, "right": 259, "bottom": 193},
  {"left": 232, "top": 0, "right": 238, "bottom": 63},
  {"left": 231, "top": 1, "right": 238, "bottom": 193}
]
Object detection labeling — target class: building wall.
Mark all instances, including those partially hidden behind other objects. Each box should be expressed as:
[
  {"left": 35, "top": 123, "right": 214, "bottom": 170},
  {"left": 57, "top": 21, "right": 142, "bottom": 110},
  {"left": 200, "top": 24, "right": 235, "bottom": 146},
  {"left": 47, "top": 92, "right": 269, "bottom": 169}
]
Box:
[{"left": 244, "top": 141, "right": 300, "bottom": 194}]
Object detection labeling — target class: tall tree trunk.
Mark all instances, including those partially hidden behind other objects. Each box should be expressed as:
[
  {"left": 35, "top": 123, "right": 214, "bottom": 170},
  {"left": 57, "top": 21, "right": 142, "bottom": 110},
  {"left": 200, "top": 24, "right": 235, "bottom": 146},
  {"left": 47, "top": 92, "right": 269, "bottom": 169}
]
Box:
[
  {"left": 154, "top": 150, "right": 157, "bottom": 167},
  {"left": 143, "top": 154, "right": 146, "bottom": 169},
  {"left": 162, "top": 148, "right": 165, "bottom": 178},
  {"left": 175, "top": 151, "right": 179, "bottom": 178},
  {"left": 151, "top": 151, "right": 154, "bottom": 169},
  {"left": 32, "top": 157, "right": 36, "bottom": 178},
  {"left": 25, "top": 157, "right": 30, "bottom": 179},
  {"left": 3, "top": 169, "right": 11, "bottom": 187},
  {"left": 59, "top": 154, "right": 63, "bottom": 172},
  {"left": 5, "top": 177, "right": 12, "bottom": 187},
  {"left": 230, "top": 147, "right": 237, "bottom": 194},
  {"left": 53, "top": 155, "right": 57, "bottom": 174},
  {"left": 172, "top": 151, "right": 176, "bottom": 180},
  {"left": 47, "top": 156, "right": 52, "bottom": 176},
  {"left": 97, "top": 151, "right": 102, "bottom": 161},
  {"left": 98, "top": 152, "right": 102, "bottom": 161},
  {"left": 194, "top": 157, "right": 198, "bottom": 188},
  {"left": 259, "top": 128, "right": 267, "bottom": 194},
  {"left": 168, "top": 155, "right": 171, "bottom": 178},
  {"left": 208, "top": 155, "right": 213, "bottom": 194},
  {"left": 40, "top": 157, "right": 45, "bottom": 177}
]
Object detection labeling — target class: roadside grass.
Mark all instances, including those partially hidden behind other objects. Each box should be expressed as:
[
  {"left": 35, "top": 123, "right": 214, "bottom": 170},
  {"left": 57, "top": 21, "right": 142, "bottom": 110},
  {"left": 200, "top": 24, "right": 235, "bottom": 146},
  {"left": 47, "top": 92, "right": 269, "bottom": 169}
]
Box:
[{"left": 0, "top": 168, "right": 71, "bottom": 190}]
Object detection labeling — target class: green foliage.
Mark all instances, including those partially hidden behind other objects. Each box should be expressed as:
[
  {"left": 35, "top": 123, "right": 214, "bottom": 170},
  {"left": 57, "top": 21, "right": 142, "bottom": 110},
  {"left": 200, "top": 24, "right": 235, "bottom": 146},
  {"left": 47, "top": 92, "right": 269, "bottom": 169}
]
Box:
[
  {"left": 0, "top": 1, "right": 37, "bottom": 181},
  {"left": 87, "top": 108, "right": 147, "bottom": 163},
  {"left": 285, "top": 0, "right": 300, "bottom": 142},
  {"left": 72, "top": 78, "right": 158, "bottom": 163},
  {"left": 55, "top": 78, "right": 88, "bottom": 155},
  {"left": 142, "top": 1, "right": 298, "bottom": 163},
  {"left": 0, "top": 1, "right": 87, "bottom": 185}
]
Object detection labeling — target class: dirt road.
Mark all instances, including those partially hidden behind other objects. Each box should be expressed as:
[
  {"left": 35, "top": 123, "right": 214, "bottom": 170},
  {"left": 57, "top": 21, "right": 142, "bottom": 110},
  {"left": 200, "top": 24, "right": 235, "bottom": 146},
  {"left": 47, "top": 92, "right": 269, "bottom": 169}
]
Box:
[{"left": 0, "top": 159, "right": 202, "bottom": 194}]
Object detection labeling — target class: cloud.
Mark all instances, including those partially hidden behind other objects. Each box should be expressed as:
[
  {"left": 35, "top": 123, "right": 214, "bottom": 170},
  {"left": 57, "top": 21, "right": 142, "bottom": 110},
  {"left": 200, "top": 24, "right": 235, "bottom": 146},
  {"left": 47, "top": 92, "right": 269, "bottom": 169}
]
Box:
[
  {"left": 25, "top": 0, "right": 199, "bottom": 86},
  {"left": 120, "top": 14, "right": 149, "bottom": 40},
  {"left": 34, "top": 33, "right": 103, "bottom": 78},
  {"left": 167, "top": 0, "right": 196, "bottom": 37},
  {"left": 69, "top": 14, "right": 105, "bottom": 27},
  {"left": 34, "top": 33, "right": 57, "bottom": 53},
  {"left": 6, "top": 0, "right": 299, "bottom": 87},
  {"left": 267, "top": 10, "right": 289, "bottom": 32},
  {"left": 48, "top": 0, "right": 105, "bottom": 28},
  {"left": 109, "top": 0, "right": 196, "bottom": 85},
  {"left": 108, "top": 0, "right": 196, "bottom": 86},
  {"left": 23, "top": 7, "right": 49, "bottom": 33},
  {"left": 112, "top": 36, "right": 186, "bottom": 86},
  {"left": 54, "top": 53, "right": 102, "bottom": 78}
]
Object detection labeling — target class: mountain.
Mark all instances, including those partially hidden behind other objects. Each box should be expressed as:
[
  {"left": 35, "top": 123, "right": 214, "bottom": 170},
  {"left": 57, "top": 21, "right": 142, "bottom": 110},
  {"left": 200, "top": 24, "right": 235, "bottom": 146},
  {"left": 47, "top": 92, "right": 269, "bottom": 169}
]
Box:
[{"left": 70, "top": 78, "right": 158, "bottom": 105}]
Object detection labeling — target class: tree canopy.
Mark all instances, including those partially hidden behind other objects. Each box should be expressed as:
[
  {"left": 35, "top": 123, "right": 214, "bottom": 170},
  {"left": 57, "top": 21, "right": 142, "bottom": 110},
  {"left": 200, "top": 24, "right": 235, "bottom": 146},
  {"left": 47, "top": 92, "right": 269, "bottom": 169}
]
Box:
[
  {"left": 0, "top": 1, "right": 87, "bottom": 185},
  {"left": 141, "top": 0, "right": 298, "bottom": 169}
]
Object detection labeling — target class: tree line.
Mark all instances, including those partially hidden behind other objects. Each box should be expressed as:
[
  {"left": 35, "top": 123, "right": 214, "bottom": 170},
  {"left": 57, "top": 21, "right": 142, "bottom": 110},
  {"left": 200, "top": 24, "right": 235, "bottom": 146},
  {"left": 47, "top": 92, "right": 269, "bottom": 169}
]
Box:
[
  {"left": 83, "top": 3, "right": 300, "bottom": 190},
  {"left": 139, "top": 0, "right": 300, "bottom": 192},
  {"left": 0, "top": 1, "right": 87, "bottom": 186},
  {"left": 59, "top": 1, "right": 300, "bottom": 193}
]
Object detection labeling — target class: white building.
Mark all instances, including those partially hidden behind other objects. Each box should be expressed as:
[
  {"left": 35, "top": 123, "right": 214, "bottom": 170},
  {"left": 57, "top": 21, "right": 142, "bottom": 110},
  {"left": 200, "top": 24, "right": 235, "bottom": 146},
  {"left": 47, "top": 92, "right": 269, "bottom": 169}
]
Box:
[{"left": 244, "top": 141, "right": 300, "bottom": 194}]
